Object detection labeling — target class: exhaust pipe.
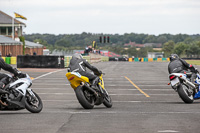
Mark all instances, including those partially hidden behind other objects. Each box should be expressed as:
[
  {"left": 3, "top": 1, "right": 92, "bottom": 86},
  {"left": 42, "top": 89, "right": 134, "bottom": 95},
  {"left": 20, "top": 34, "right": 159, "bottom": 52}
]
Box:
[
  {"left": 182, "top": 79, "right": 196, "bottom": 89},
  {"left": 80, "top": 82, "right": 98, "bottom": 97}
]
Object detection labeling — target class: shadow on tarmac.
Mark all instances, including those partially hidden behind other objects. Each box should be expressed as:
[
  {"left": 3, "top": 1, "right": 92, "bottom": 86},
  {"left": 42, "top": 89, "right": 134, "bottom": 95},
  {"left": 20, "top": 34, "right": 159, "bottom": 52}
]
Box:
[
  {"left": 0, "top": 111, "right": 31, "bottom": 115},
  {"left": 67, "top": 106, "right": 113, "bottom": 110}
]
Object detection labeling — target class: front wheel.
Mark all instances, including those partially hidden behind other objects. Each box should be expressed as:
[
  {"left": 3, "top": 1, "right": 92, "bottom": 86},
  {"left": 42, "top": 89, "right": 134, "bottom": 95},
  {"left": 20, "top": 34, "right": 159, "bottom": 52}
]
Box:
[
  {"left": 103, "top": 89, "right": 112, "bottom": 108},
  {"left": 25, "top": 90, "right": 43, "bottom": 113},
  {"left": 75, "top": 86, "right": 94, "bottom": 109},
  {"left": 177, "top": 84, "right": 194, "bottom": 103}
]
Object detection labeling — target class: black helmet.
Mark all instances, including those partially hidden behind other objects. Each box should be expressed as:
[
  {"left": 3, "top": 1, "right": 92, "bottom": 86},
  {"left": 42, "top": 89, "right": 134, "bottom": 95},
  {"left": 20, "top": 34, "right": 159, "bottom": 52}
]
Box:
[
  {"left": 169, "top": 54, "right": 179, "bottom": 61},
  {"left": 72, "top": 53, "right": 83, "bottom": 59}
]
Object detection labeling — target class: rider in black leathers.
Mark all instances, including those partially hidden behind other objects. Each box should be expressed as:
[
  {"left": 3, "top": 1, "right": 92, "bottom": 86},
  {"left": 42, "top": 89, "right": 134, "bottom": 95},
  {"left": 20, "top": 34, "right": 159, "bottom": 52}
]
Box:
[
  {"left": 0, "top": 57, "right": 19, "bottom": 94},
  {"left": 168, "top": 54, "right": 197, "bottom": 83},
  {"left": 68, "top": 53, "right": 102, "bottom": 88}
]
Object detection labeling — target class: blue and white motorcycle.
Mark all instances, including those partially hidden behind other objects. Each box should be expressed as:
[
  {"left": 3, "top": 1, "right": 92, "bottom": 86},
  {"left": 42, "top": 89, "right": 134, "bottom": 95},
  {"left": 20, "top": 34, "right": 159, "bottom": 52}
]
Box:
[
  {"left": 168, "top": 69, "right": 200, "bottom": 103},
  {"left": 0, "top": 73, "right": 43, "bottom": 113}
]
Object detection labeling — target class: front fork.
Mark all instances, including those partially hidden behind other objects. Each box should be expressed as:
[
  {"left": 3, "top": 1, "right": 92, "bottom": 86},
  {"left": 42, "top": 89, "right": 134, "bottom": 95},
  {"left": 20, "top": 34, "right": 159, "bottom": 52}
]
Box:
[{"left": 26, "top": 88, "right": 36, "bottom": 101}]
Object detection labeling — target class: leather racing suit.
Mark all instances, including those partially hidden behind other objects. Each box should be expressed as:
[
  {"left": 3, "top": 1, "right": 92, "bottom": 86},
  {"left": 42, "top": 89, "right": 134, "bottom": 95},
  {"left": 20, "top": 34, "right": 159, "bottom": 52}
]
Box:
[
  {"left": 168, "top": 58, "right": 197, "bottom": 83},
  {"left": 68, "top": 55, "right": 102, "bottom": 86}
]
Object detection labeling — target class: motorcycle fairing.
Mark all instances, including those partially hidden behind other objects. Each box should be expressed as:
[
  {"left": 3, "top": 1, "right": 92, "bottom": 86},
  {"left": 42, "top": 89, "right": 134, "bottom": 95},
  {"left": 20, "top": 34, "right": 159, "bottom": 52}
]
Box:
[
  {"left": 194, "top": 74, "right": 200, "bottom": 99},
  {"left": 98, "top": 74, "right": 105, "bottom": 90},
  {"left": 66, "top": 72, "right": 89, "bottom": 89}
]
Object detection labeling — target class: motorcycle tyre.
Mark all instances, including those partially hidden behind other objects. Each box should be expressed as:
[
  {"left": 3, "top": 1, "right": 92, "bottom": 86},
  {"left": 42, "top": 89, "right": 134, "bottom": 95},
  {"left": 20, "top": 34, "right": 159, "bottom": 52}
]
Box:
[
  {"left": 25, "top": 91, "right": 43, "bottom": 113},
  {"left": 177, "top": 84, "right": 194, "bottom": 104},
  {"left": 75, "top": 86, "right": 94, "bottom": 109},
  {"left": 103, "top": 94, "right": 112, "bottom": 108}
]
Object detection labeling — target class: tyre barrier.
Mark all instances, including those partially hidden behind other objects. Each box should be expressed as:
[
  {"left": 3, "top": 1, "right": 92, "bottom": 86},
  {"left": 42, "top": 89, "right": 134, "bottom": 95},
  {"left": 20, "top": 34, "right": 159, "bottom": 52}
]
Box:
[
  {"left": 1, "top": 57, "right": 17, "bottom": 64},
  {"left": 127, "top": 57, "right": 170, "bottom": 62},
  {"left": 1, "top": 56, "right": 171, "bottom": 67}
]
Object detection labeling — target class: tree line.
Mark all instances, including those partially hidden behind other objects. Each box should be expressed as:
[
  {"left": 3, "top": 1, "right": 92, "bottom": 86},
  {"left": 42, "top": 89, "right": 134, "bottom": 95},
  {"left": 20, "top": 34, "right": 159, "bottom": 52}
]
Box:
[{"left": 24, "top": 32, "right": 200, "bottom": 57}]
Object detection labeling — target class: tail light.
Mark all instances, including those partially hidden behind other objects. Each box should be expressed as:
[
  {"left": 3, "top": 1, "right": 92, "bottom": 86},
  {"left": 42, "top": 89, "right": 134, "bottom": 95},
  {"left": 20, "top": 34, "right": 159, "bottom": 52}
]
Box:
[
  {"left": 169, "top": 75, "right": 176, "bottom": 80},
  {"left": 69, "top": 76, "right": 75, "bottom": 80}
]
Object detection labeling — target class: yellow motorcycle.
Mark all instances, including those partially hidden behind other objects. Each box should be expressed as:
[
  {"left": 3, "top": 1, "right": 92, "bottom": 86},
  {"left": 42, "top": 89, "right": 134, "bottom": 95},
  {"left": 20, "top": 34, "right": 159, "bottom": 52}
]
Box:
[{"left": 66, "top": 71, "right": 112, "bottom": 109}]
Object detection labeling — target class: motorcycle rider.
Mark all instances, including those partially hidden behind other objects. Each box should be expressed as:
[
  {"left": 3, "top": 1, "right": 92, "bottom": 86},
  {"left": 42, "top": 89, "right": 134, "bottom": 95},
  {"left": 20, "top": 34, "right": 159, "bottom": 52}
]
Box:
[
  {"left": 0, "top": 57, "right": 20, "bottom": 94},
  {"left": 68, "top": 53, "right": 102, "bottom": 88},
  {"left": 168, "top": 54, "right": 198, "bottom": 84}
]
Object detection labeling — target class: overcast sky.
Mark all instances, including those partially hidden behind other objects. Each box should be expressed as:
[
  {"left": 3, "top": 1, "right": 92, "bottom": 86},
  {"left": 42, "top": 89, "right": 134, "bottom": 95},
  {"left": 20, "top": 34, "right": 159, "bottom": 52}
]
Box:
[{"left": 0, "top": 0, "right": 200, "bottom": 35}]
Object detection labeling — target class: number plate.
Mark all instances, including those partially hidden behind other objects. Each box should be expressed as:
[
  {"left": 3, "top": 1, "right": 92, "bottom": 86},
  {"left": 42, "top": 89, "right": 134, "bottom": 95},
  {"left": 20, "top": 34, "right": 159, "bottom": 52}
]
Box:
[{"left": 171, "top": 77, "right": 179, "bottom": 86}]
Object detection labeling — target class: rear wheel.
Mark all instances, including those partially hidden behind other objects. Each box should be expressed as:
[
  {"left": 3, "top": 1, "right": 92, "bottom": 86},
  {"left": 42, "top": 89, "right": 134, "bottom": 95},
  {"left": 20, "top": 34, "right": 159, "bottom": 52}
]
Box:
[
  {"left": 25, "top": 91, "right": 43, "bottom": 113},
  {"left": 103, "top": 89, "right": 112, "bottom": 108},
  {"left": 177, "top": 84, "right": 194, "bottom": 103},
  {"left": 75, "top": 86, "right": 94, "bottom": 109}
]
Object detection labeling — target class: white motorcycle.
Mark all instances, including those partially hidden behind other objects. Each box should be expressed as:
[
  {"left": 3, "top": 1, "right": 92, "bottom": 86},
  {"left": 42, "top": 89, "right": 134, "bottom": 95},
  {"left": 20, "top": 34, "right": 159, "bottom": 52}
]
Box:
[
  {"left": 168, "top": 69, "right": 200, "bottom": 103},
  {"left": 0, "top": 73, "right": 43, "bottom": 113}
]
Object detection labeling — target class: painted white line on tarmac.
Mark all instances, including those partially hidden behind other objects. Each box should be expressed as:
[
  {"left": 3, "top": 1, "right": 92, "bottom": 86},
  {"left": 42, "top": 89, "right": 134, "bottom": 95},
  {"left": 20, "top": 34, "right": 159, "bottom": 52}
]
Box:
[
  {"left": 158, "top": 130, "right": 179, "bottom": 133},
  {"left": 110, "top": 94, "right": 176, "bottom": 96},
  {"left": 35, "top": 78, "right": 66, "bottom": 80},
  {"left": 113, "top": 101, "right": 171, "bottom": 103},
  {"left": 106, "top": 85, "right": 168, "bottom": 86},
  {"left": 103, "top": 111, "right": 117, "bottom": 114},
  {"left": 138, "top": 85, "right": 169, "bottom": 86},
  {"left": 69, "top": 112, "right": 91, "bottom": 114},
  {"left": 34, "top": 81, "right": 68, "bottom": 83},
  {"left": 32, "top": 69, "right": 65, "bottom": 81},
  {"left": 38, "top": 93, "right": 176, "bottom": 96},
  {"left": 35, "top": 110, "right": 200, "bottom": 114},
  {"left": 38, "top": 93, "right": 74, "bottom": 95},
  {"left": 33, "top": 84, "right": 70, "bottom": 85},
  {"left": 108, "top": 89, "right": 172, "bottom": 91},
  {"left": 42, "top": 100, "right": 178, "bottom": 103},
  {"left": 43, "top": 100, "right": 77, "bottom": 102},
  {"left": 32, "top": 88, "right": 70, "bottom": 90},
  {"left": 32, "top": 88, "right": 172, "bottom": 90}
]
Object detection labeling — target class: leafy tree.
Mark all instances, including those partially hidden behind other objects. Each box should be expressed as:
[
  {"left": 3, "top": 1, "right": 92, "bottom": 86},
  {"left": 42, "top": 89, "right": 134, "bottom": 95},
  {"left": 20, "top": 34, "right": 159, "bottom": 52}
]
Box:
[
  {"left": 173, "top": 42, "right": 188, "bottom": 57},
  {"left": 143, "top": 35, "right": 156, "bottom": 43},
  {"left": 55, "top": 39, "right": 70, "bottom": 47},
  {"left": 186, "top": 41, "right": 200, "bottom": 58},
  {"left": 156, "top": 36, "right": 167, "bottom": 44},
  {"left": 19, "top": 36, "right": 25, "bottom": 55},
  {"left": 24, "top": 33, "right": 200, "bottom": 57},
  {"left": 162, "top": 40, "right": 175, "bottom": 57}
]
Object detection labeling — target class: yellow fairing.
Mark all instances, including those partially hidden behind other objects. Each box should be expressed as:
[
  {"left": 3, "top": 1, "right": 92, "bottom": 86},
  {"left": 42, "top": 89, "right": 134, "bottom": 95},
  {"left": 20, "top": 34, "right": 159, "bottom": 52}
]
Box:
[
  {"left": 98, "top": 74, "right": 105, "bottom": 90},
  {"left": 66, "top": 72, "right": 89, "bottom": 89}
]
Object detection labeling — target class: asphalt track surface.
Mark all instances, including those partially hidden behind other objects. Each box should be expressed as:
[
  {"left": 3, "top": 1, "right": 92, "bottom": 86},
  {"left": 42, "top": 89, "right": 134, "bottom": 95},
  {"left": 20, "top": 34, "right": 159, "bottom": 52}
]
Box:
[{"left": 0, "top": 62, "right": 200, "bottom": 133}]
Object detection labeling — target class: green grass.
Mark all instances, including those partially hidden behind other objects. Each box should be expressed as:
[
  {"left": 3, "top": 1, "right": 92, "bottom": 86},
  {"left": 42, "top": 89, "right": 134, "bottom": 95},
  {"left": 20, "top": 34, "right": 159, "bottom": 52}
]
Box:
[{"left": 185, "top": 60, "right": 200, "bottom": 65}]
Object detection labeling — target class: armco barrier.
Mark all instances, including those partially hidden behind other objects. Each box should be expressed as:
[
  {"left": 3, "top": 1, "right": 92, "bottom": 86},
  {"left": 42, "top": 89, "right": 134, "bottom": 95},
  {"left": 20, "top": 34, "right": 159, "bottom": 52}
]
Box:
[{"left": 17, "top": 55, "right": 64, "bottom": 68}]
